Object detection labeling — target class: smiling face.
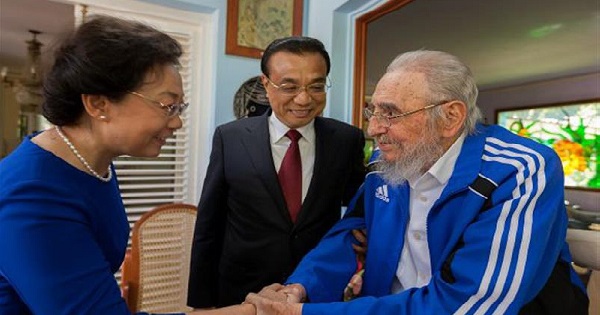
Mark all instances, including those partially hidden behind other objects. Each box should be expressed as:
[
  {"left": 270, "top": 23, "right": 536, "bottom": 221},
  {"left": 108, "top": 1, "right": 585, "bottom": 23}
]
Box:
[
  {"left": 262, "top": 51, "right": 328, "bottom": 129},
  {"left": 104, "top": 64, "right": 184, "bottom": 157},
  {"left": 368, "top": 71, "right": 436, "bottom": 161},
  {"left": 368, "top": 71, "right": 448, "bottom": 183}
]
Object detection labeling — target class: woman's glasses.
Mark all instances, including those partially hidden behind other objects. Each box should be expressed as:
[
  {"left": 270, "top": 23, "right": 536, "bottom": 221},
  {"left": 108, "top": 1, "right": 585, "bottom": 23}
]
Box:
[{"left": 129, "top": 91, "right": 188, "bottom": 117}]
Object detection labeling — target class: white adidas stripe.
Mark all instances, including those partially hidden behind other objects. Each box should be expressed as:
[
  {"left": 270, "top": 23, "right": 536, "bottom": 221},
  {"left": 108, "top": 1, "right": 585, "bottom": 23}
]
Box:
[
  {"left": 456, "top": 154, "right": 525, "bottom": 315},
  {"left": 475, "top": 151, "right": 535, "bottom": 315},
  {"left": 488, "top": 139, "right": 546, "bottom": 315},
  {"left": 454, "top": 137, "right": 546, "bottom": 315}
]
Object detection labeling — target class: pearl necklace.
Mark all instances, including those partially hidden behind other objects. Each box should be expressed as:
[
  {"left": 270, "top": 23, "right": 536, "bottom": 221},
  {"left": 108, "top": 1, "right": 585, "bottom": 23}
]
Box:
[{"left": 54, "top": 126, "right": 112, "bottom": 182}]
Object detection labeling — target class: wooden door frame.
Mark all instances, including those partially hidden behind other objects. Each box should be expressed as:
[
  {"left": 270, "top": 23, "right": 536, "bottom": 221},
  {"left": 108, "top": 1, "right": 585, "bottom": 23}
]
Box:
[{"left": 352, "top": 0, "right": 415, "bottom": 128}]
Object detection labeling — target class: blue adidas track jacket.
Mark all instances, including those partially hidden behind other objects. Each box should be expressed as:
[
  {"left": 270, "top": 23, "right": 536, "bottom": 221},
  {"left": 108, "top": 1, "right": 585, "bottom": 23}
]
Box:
[{"left": 287, "top": 124, "right": 586, "bottom": 314}]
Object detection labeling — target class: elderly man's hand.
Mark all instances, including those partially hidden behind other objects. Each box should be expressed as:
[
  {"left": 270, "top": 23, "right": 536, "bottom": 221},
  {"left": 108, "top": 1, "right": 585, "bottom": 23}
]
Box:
[
  {"left": 248, "top": 283, "right": 306, "bottom": 303},
  {"left": 245, "top": 292, "right": 303, "bottom": 315},
  {"left": 279, "top": 283, "right": 306, "bottom": 303},
  {"left": 251, "top": 283, "right": 288, "bottom": 302},
  {"left": 244, "top": 283, "right": 306, "bottom": 315}
]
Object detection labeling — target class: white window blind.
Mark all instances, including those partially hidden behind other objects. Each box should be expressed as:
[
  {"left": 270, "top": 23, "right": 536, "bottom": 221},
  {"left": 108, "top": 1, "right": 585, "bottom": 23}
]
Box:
[{"left": 114, "top": 31, "right": 193, "bottom": 227}]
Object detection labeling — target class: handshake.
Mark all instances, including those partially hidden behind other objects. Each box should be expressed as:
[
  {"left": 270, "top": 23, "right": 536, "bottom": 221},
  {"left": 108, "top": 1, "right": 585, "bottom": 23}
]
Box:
[
  {"left": 191, "top": 283, "right": 307, "bottom": 315},
  {"left": 192, "top": 229, "right": 367, "bottom": 315},
  {"left": 241, "top": 229, "right": 366, "bottom": 314},
  {"left": 243, "top": 283, "right": 306, "bottom": 315}
]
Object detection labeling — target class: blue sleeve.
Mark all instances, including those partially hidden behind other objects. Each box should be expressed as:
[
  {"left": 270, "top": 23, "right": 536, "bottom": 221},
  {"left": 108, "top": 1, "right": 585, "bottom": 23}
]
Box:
[
  {"left": 0, "top": 180, "right": 167, "bottom": 315},
  {"left": 301, "top": 139, "right": 572, "bottom": 314},
  {"left": 287, "top": 217, "right": 366, "bottom": 303},
  {"left": 287, "top": 186, "right": 366, "bottom": 302}
]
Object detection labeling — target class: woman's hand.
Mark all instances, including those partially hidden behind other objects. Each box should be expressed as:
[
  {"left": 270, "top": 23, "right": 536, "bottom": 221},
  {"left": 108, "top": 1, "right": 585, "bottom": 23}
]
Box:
[{"left": 188, "top": 303, "right": 255, "bottom": 315}]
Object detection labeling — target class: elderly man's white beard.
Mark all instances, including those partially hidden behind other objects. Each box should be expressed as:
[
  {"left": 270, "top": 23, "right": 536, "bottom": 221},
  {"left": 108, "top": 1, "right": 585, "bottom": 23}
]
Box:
[{"left": 375, "top": 131, "right": 446, "bottom": 186}]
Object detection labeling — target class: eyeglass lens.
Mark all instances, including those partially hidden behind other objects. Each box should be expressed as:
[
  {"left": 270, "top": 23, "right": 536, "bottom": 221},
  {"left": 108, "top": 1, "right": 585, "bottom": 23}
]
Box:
[
  {"left": 267, "top": 77, "right": 329, "bottom": 96},
  {"left": 364, "top": 108, "right": 391, "bottom": 127}
]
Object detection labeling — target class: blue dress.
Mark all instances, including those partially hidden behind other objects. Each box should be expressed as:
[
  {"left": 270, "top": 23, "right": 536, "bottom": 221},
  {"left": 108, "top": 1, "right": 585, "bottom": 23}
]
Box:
[{"left": 0, "top": 135, "right": 182, "bottom": 315}]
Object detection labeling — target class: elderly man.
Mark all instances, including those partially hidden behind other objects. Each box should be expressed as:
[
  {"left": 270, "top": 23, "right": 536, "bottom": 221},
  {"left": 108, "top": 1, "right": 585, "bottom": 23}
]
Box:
[{"left": 245, "top": 50, "right": 588, "bottom": 314}]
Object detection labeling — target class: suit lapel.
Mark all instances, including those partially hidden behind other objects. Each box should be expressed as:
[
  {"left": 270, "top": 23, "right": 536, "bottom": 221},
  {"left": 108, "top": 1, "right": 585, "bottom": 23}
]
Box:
[{"left": 241, "top": 115, "right": 290, "bottom": 223}]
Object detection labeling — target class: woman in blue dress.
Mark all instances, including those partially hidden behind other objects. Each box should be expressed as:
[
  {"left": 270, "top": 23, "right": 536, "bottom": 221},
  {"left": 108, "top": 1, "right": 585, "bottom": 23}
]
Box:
[{"left": 0, "top": 15, "right": 253, "bottom": 315}]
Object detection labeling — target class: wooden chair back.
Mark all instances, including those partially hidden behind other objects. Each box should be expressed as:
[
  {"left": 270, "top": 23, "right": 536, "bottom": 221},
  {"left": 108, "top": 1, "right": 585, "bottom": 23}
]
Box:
[{"left": 121, "top": 203, "right": 197, "bottom": 313}]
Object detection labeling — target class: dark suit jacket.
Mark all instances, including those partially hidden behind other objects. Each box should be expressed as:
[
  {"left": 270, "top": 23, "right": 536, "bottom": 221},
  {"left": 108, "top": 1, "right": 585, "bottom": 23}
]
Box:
[{"left": 187, "top": 113, "right": 366, "bottom": 307}]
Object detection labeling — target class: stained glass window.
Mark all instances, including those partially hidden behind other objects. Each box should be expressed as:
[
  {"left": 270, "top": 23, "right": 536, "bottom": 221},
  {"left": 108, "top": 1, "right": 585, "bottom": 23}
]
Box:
[{"left": 497, "top": 100, "right": 599, "bottom": 189}]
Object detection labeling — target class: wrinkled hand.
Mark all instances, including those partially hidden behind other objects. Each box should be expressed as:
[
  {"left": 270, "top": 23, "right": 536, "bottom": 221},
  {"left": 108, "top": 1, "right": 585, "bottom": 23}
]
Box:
[
  {"left": 343, "top": 229, "right": 367, "bottom": 301},
  {"left": 343, "top": 269, "right": 365, "bottom": 301},
  {"left": 244, "top": 283, "right": 305, "bottom": 315},
  {"left": 278, "top": 283, "right": 305, "bottom": 303},
  {"left": 252, "top": 283, "right": 288, "bottom": 302}
]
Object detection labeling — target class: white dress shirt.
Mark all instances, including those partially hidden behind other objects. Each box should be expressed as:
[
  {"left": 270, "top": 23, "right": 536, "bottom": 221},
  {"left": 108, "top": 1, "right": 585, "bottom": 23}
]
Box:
[
  {"left": 269, "top": 114, "right": 316, "bottom": 202},
  {"left": 391, "top": 134, "right": 466, "bottom": 293}
]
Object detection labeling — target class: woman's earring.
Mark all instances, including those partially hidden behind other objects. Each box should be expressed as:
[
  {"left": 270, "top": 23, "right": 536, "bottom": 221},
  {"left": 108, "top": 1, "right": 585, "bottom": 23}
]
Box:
[{"left": 99, "top": 115, "right": 107, "bottom": 120}]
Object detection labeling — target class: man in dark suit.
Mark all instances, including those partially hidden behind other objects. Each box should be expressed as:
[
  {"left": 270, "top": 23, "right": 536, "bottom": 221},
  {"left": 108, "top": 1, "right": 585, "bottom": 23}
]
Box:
[{"left": 187, "top": 36, "right": 366, "bottom": 308}]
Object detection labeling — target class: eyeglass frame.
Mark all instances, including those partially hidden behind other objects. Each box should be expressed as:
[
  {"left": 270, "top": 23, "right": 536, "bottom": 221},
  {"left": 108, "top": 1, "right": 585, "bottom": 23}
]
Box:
[
  {"left": 364, "top": 100, "right": 450, "bottom": 128},
  {"left": 264, "top": 76, "right": 331, "bottom": 97},
  {"left": 128, "top": 91, "right": 189, "bottom": 117}
]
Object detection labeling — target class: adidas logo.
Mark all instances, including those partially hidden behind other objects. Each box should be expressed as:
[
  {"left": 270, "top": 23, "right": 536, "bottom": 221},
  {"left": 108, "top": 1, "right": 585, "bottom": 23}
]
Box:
[{"left": 375, "top": 185, "right": 389, "bottom": 202}]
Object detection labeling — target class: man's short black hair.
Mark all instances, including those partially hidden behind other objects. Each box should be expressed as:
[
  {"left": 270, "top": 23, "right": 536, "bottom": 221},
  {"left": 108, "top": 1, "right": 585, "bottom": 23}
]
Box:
[{"left": 260, "top": 36, "right": 331, "bottom": 77}]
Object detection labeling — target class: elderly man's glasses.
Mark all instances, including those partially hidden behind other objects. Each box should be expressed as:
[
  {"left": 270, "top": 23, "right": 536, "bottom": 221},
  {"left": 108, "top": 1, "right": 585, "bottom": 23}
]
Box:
[
  {"left": 265, "top": 77, "right": 330, "bottom": 97},
  {"left": 129, "top": 91, "right": 189, "bottom": 117},
  {"left": 364, "top": 101, "right": 449, "bottom": 128}
]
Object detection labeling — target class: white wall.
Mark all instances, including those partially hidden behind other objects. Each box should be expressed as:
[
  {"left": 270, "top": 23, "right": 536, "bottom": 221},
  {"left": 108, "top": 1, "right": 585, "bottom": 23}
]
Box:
[{"left": 478, "top": 73, "right": 600, "bottom": 124}]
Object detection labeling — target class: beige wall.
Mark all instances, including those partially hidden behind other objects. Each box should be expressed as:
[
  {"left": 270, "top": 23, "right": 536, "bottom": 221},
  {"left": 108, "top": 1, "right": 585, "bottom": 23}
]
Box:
[{"left": 478, "top": 73, "right": 599, "bottom": 125}]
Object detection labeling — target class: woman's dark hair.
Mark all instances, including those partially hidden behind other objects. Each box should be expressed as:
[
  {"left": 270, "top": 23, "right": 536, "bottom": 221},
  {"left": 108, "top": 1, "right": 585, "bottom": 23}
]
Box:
[
  {"left": 43, "top": 15, "right": 183, "bottom": 125},
  {"left": 260, "top": 36, "right": 331, "bottom": 77}
]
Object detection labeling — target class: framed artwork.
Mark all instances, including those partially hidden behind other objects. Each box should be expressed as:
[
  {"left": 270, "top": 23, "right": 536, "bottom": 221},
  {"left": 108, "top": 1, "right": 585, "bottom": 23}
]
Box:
[
  {"left": 226, "top": 0, "right": 304, "bottom": 59},
  {"left": 496, "top": 99, "right": 599, "bottom": 190}
]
